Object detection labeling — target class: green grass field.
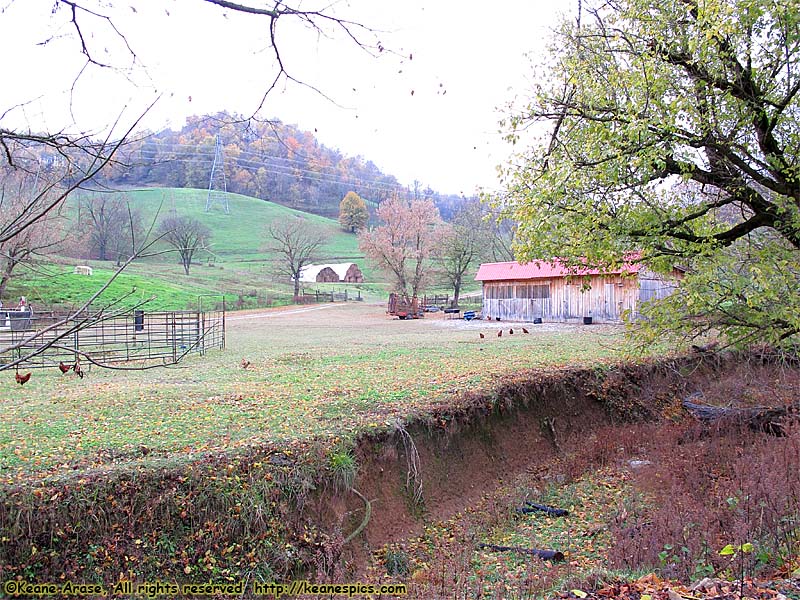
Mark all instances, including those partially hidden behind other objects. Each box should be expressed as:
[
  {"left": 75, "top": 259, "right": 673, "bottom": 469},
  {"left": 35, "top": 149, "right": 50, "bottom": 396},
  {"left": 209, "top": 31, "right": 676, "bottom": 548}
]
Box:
[
  {"left": 9, "top": 188, "right": 474, "bottom": 311},
  {"left": 0, "top": 303, "right": 624, "bottom": 484},
  {"left": 68, "top": 187, "right": 364, "bottom": 262},
  {"left": 8, "top": 188, "right": 397, "bottom": 311}
]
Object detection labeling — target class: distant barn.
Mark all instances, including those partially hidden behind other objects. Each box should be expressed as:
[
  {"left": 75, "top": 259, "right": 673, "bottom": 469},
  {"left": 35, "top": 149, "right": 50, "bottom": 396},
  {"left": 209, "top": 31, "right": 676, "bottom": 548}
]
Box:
[
  {"left": 475, "top": 259, "right": 682, "bottom": 323},
  {"left": 299, "top": 263, "right": 364, "bottom": 283}
]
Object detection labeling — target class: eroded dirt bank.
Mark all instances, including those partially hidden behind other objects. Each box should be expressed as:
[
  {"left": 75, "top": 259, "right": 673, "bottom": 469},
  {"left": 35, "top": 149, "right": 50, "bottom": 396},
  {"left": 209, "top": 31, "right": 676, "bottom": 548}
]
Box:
[
  {"left": 322, "top": 353, "right": 787, "bottom": 572},
  {"left": 3, "top": 353, "right": 795, "bottom": 594}
]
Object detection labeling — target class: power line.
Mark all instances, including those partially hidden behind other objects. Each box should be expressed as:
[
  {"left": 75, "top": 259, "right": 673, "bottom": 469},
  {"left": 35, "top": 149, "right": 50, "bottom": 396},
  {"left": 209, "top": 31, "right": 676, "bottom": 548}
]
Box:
[{"left": 134, "top": 141, "right": 406, "bottom": 194}]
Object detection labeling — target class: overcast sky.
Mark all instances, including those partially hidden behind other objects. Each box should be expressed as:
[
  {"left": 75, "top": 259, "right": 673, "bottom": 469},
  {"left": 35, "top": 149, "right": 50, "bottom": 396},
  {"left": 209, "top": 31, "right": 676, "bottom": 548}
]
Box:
[{"left": 1, "top": 0, "right": 567, "bottom": 195}]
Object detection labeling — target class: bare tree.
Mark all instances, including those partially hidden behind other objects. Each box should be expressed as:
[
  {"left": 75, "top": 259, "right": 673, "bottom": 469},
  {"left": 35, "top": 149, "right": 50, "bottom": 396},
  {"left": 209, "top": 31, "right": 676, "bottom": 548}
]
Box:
[
  {"left": 266, "top": 217, "right": 329, "bottom": 301},
  {"left": 158, "top": 215, "right": 211, "bottom": 275},
  {"left": 438, "top": 202, "right": 488, "bottom": 307},
  {"left": 78, "top": 193, "right": 141, "bottom": 263},
  {"left": 0, "top": 0, "right": 378, "bottom": 369},
  {"left": 0, "top": 170, "right": 65, "bottom": 299}
]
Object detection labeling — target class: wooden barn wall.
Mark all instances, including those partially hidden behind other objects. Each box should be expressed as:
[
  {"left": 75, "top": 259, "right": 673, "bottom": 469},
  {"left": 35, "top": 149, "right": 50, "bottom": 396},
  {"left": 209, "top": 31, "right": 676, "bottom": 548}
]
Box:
[
  {"left": 638, "top": 269, "right": 683, "bottom": 305},
  {"left": 481, "top": 276, "right": 640, "bottom": 323}
]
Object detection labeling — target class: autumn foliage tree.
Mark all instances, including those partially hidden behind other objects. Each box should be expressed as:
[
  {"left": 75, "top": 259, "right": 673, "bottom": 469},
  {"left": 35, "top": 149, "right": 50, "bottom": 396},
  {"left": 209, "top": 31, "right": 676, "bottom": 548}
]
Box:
[
  {"left": 500, "top": 0, "right": 800, "bottom": 348},
  {"left": 338, "top": 191, "right": 369, "bottom": 232},
  {"left": 359, "top": 195, "right": 445, "bottom": 303}
]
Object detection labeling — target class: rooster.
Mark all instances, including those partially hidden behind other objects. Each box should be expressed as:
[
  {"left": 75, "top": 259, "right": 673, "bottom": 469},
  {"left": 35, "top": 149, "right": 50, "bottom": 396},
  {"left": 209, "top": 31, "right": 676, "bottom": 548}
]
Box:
[
  {"left": 497, "top": 330, "right": 503, "bottom": 337},
  {"left": 479, "top": 333, "right": 485, "bottom": 339},
  {"left": 522, "top": 327, "right": 529, "bottom": 334},
  {"left": 509, "top": 328, "right": 514, "bottom": 335},
  {"left": 15, "top": 371, "right": 31, "bottom": 385},
  {"left": 240, "top": 358, "right": 251, "bottom": 369},
  {"left": 58, "top": 362, "right": 71, "bottom": 374},
  {"left": 73, "top": 359, "right": 84, "bottom": 379}
]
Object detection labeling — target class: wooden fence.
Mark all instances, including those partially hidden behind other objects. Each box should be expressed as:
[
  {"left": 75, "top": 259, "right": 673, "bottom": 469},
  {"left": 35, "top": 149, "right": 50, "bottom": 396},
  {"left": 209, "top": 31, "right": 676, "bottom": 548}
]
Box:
[
  {"left": 0, "top": 308, "right": 225, "bottom": 370},
  {"left": 299, "top": 288, "right": 363, "bottom": 303}
]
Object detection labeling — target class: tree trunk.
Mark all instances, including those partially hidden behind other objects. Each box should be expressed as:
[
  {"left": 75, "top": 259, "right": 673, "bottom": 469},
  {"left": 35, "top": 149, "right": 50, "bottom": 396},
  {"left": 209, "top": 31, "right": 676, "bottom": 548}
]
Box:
[
  {"left": 683, "top": 393, "right": 798, "bottom": 436},
  {"left": 452, "top": 278, "right": 461, "bottom": 308},
  {"left": 293, "top": 277, "right": 301, "bottom": 302},
  {"left": 0, "top": 259, "right": 17, "bottom": 299}
]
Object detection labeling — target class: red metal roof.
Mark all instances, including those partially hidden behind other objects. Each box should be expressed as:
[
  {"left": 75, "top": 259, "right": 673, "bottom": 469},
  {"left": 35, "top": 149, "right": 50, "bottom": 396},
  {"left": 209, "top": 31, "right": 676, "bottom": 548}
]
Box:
[{"left": 474, "top": 259, "right": 642, "bottom": 282}]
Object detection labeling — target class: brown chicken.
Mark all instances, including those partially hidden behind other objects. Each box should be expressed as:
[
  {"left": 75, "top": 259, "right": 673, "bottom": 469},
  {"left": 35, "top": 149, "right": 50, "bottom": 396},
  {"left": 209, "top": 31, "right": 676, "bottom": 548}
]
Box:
[
  {"left": 15, "top": 371, "right": 31, "bottom": 385},
  {"left": 240, "top": 358, "right": 251, "bottom": 369},
  {"left": 73, "top": 360, "right": 84, "bottom": 379},
  {"left": 58, "top": 362, "right": 71, "bottom": 374},
  {"left": 522, "top": 327, "right": 529, "bottom": 334},
  {"left": 497, "top": 330, "right": 502, "bottom": 337},
  {"left": 509, "top": 328, "right": 514, "bottom": 335}
]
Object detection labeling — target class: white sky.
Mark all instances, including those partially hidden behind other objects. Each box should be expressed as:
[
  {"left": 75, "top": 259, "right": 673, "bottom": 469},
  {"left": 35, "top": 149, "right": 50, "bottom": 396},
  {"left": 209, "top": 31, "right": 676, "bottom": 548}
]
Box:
[{"left": 0, "top": 0, "right": 567, "bottom": 195}]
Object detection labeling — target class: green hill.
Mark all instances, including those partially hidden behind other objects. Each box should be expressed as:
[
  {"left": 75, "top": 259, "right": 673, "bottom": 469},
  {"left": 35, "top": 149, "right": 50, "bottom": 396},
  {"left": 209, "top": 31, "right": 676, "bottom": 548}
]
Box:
[
  {"left": 8, "top": 188, "right": 387, "bottom": 312},
  {"left": 73, "top": 187, "right": 364, "bottom": 261}
]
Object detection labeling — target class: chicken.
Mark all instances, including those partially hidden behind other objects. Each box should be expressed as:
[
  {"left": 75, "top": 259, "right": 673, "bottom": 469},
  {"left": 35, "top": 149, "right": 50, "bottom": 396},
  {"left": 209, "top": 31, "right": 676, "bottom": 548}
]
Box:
[
  {"left": 522, "top": 327, "right": 529, "bottom": 334},
  {"left": 509, "top": 328, "right": 514, "bottom": 335},
  {"left": 479, "top": 333, "right": 485, "bottom": 339},
  {"left": 58, "top": 362, "right": 71, "bottom": 374},
  {"left": 73, "top": 360, "right": 84, "bottom": 379},
  {"left": 15, "top": 371, "right": 31, "bottom": 385},
  {"left": 497, "top": 330, "right": 503, "bottom": 337},
  {"left": 240, "top": 358, "right": 251, "bottom": 369}
]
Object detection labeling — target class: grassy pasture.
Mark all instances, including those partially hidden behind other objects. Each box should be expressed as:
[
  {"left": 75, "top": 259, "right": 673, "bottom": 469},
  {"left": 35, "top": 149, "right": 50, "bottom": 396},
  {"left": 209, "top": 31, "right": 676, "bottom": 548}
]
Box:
[
  {"left": 8, "top": 188, "right": 398, "bottom": 311},
  {"left": 67, "top": 187, "right": 365, "bottom": 262},
  {"left": 0, "top": 303, "right": 623, "bottom": 484}
]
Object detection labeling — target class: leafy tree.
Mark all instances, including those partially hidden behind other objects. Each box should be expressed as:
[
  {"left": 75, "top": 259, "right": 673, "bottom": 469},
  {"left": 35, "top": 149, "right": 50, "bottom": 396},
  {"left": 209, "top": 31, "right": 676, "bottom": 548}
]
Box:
[
  {"left": 158, "top": 215, "right": 211, "bottom": 275},
  {"left": 359, "top": 195, "right": 445, "bottom": 302},
  {"left": 499, "top": 0, "right": 800, "bottom": 348},
  {"left": 266, "top": 218, "right": 329, "bottom": 301},
  {"left": 338, "top": 191, "right": 369, "bottom": 232},
  {"left": 438, "top": 201, "right": 490, "bottom": 307}
]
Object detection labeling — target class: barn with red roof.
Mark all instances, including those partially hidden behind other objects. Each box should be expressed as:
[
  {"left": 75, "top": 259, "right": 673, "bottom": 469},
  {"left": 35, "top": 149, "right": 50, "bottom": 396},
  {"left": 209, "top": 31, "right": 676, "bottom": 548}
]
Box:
[{"left": 474, "top": 259, "right": 681, "bottom": 323}]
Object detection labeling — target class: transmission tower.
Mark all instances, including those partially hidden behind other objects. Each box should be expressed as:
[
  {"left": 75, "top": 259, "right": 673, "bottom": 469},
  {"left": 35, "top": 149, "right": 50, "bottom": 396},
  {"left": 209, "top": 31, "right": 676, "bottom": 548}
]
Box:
[{"left": 205, "top": 134, "right": 229, "bottom": 213}]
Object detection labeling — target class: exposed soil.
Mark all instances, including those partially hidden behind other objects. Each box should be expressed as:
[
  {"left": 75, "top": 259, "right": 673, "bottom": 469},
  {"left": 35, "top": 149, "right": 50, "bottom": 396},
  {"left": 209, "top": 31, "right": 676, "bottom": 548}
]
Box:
[
  {"left": 3, "top": 350, "right": 797, "bottom": 598},
  {"left": 326, "top": 353, "right": 800, "bottom": 578}
]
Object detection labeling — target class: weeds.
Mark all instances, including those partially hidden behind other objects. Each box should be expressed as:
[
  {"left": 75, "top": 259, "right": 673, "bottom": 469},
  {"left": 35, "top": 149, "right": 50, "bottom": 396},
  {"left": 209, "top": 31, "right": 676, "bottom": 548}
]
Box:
[
  {"left": 328, "top": 447, "right": 357, "bottom": 494},
  {"left": 608, "top": 420, "right": 800, "bottom": 582}
]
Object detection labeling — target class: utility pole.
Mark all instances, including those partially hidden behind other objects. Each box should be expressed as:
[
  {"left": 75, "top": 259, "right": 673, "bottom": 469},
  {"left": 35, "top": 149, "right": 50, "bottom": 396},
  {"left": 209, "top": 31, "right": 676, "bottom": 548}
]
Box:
[{"left": 205, "top": 134, "right": 229, "bottom": 213}]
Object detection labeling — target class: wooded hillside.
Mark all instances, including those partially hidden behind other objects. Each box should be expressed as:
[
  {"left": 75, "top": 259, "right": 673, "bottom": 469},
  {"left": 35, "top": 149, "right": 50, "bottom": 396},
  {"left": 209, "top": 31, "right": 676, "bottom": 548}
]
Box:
[{"left": 90, "top": 113, "right": 465, "bottom": 219}]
